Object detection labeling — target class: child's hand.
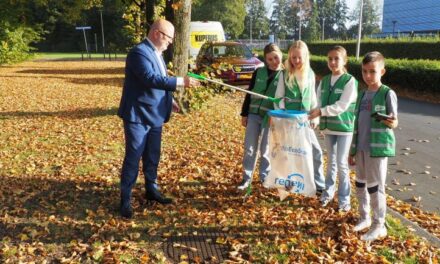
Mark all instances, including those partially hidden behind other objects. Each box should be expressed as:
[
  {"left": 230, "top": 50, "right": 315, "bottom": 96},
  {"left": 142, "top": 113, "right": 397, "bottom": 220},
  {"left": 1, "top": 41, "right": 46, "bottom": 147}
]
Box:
[
  {"left": 348, "top": 155, "right": 356, "bottom": 166},
  {"left": 241, "top": 116, "right": 247, "bottom": 127},
  {"left": 308, "top": 108, "right": 321, "bottom": 120},
  {"left": 382, "top": 117, "right": 398, "bottom": 129}
]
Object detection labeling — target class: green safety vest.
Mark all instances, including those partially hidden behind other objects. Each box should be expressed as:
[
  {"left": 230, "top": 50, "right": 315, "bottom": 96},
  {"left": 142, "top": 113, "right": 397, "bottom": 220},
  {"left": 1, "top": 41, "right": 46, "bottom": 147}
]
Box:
[
  {"left": 283, "top": 70, "right": 314, "bottom": 111},
  {"left": 350, "top": 85, "right": 396, "bottom": 157},
  {"left": 319, "top": 73, "right": 358, "bottom": 132},
  {"left": 249, "top": 67, "right": 281, "bottom": 117}
]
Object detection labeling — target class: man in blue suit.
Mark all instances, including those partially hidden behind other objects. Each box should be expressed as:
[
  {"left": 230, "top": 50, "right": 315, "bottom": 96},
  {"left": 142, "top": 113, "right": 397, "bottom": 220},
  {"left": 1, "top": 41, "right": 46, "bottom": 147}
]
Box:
[{"left": 118, "top": 19, "right": 199, "bottom": 218}]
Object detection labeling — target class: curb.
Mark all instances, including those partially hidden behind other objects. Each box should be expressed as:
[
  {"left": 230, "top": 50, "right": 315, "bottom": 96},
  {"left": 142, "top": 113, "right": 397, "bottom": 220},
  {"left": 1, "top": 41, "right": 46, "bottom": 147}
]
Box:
[{"left": 387, "top": 206, "right": 440, "bottom": 248}]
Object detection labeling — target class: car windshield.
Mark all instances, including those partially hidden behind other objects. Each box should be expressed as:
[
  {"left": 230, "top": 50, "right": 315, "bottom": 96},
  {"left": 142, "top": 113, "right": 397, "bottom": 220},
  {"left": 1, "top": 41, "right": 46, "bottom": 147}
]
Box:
[{"left": 212, "top": 44, "right": 253, "bottom": 59}]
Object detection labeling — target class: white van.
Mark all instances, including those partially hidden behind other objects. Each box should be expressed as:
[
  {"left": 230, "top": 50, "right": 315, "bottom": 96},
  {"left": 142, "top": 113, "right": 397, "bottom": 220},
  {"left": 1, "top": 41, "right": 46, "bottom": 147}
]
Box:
[{"left": 189, "top": 21, "right": 225, "bottom": 59}]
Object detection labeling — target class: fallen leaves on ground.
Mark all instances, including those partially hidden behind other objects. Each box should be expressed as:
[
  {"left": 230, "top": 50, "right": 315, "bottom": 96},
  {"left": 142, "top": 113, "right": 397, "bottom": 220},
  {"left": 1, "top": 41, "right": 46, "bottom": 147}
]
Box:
[{"left": 0, "top": 61, "right": 439, "bottom": 263}]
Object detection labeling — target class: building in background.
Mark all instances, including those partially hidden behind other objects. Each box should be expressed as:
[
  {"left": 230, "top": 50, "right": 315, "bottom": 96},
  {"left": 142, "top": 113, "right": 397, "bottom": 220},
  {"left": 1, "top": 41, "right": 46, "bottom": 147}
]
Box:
[{"left": 382, "top": 0, "right": 440, "bottom": 36}]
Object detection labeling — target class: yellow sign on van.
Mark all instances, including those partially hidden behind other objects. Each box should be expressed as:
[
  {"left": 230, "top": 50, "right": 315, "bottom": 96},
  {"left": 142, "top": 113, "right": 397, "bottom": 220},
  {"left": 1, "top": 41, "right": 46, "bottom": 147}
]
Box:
[{"left": 191, "top": 31, "right": 223, "bottom": 49}]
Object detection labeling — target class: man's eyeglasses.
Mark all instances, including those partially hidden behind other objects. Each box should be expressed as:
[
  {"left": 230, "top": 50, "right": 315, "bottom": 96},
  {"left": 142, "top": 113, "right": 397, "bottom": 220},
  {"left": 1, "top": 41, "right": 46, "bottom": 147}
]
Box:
[{"left": 157, "top": 29, "right": 173, "bottom": 41}]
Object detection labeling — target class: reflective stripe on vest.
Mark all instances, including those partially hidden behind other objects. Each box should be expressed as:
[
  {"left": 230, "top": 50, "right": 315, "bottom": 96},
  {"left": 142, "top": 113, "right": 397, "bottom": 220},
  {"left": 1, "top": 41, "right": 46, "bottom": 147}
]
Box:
[
  {"left": 319, "top": 73, "right": 358, "bottom": 132},
  {"left": 249, "top": 67, "right": 280, "bottom": 117},
  {"left": 283, "top": 70, "right": 313, "bottom": 111}
]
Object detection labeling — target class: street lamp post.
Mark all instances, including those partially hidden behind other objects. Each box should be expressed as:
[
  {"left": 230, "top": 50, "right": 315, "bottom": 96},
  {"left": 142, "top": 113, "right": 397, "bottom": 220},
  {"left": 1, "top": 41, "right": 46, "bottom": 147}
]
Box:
[
  {"left": 355, "top": 0, "right": 364, "bottom": 60},
  {"left": 321, "top": 17, "right": 325, "bottom": 41},
  {"left": 249, "top": 0, "right": 253, "bottom": 44},
  {"left": 392, "top": 20, "right": 397, "bottom": 37},
  {"left": 299, "top": 15, "right": 302, "bottom": 41},
  {"left": 99, "top": 9, "right": 106, "bottom": 58}
]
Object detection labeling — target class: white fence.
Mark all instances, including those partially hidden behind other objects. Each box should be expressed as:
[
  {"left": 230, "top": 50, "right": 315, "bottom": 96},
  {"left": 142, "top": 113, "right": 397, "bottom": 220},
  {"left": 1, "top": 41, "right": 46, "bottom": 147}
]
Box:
[{"left": 235, "top": 39, "right": 296, "bottom": 50}]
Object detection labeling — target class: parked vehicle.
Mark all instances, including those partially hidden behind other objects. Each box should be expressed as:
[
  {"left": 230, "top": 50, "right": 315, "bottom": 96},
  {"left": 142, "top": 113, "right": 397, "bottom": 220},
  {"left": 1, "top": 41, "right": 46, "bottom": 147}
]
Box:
[
  {"left": 189, "top": 21, "right": 225, "bottom": 60},
  {"left": 195, "top": 41, "right": 264, "bottom": 84}
]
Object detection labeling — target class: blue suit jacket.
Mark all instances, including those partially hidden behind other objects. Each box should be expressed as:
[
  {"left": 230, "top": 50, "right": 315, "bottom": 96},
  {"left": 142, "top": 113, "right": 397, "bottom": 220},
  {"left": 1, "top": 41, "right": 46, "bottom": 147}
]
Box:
[{"left": 118, "top": 39, "right": 177, "bottom": 127}]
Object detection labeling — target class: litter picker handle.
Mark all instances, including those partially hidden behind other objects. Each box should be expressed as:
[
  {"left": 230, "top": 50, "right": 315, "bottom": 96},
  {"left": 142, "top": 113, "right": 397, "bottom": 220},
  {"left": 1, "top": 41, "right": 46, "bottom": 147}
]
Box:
[{"left": 187, "top": 72, "right": 282, "bottom": 103}]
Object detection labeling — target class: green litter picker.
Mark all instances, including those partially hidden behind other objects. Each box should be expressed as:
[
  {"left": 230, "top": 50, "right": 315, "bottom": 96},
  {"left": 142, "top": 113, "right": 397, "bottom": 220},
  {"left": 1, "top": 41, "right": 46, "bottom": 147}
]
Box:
[{"left": 187, "top": 72, "right": 282, "bottom": 104}]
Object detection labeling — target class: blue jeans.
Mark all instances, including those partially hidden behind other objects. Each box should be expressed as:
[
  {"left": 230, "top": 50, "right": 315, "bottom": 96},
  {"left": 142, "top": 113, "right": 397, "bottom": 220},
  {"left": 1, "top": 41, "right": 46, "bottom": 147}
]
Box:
[
  {"left": 321, "top": 134, "right": 353, "bottom": 207},
  {"left": 311, "top": 130, "right": 325, "bottom": 191},
  {"left": 242, "top": 114, "right": 270, "bottom": 182}
]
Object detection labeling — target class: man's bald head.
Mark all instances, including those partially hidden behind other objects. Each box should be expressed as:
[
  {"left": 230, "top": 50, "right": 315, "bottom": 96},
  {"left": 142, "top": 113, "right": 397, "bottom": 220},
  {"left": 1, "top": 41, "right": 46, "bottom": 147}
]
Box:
[{"left": 148, "top": 19, "right": 175, "bottom": 52}]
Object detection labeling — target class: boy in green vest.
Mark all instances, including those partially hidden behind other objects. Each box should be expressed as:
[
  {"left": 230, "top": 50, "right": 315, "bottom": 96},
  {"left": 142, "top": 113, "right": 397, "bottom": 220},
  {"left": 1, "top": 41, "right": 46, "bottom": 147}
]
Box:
[{"left": 349, "top": 51, "right": 398, "bottom": 241}]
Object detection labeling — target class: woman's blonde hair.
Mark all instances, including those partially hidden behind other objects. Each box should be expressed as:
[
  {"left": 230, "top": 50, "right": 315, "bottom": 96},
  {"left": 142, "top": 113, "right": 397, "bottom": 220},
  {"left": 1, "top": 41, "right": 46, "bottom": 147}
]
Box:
[{"left": 284, "top": 40, "right": 311, "bottom": 90}]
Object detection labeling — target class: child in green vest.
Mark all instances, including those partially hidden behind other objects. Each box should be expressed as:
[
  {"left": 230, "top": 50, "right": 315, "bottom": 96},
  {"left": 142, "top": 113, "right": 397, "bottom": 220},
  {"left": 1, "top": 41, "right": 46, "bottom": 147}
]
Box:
[
  {"left": 309, "top": 46, "right": 358, "bottom": 212},
  {"left": 238, "top": 43, "right": 283, "bottom": 190},
  {"left": 274, "top": 40, "right": 325, "bottom": 194},
  {"left": 349, "top": 51, "right": 398, "bottom": 241}
]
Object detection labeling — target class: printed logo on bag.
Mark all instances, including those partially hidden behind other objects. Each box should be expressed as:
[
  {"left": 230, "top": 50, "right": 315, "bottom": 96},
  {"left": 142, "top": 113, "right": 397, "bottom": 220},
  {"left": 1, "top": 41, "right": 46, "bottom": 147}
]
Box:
[
  {"left": 334, "top": 88, "right": 343, "bottom": 94},
  {"left": 274, "top": 173, "right": 305, "bottom": 193},
  {"left": 374, "top": 105, "right": 386, "bottom": 112},
  {"left": 281, "top": 145, "right": 307, "bottom": 156}
]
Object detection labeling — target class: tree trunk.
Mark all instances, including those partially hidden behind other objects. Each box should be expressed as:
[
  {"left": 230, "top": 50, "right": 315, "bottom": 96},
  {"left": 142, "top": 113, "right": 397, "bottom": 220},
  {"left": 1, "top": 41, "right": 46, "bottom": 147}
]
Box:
[
  {"left": 146, "top": 0, "right": 155, "bottom": 29},
  {"left": 163, "top": 0, "right": 175, "bottom": 64},
  {"left": 172, "top": 0, "right": 191, "bottom": 113}
]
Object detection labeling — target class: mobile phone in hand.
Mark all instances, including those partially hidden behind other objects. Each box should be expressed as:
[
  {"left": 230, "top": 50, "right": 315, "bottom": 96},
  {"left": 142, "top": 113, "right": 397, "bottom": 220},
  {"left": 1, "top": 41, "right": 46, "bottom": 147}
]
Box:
[{"left": 371, "top": 112, "right": 392, "bottom": 121}]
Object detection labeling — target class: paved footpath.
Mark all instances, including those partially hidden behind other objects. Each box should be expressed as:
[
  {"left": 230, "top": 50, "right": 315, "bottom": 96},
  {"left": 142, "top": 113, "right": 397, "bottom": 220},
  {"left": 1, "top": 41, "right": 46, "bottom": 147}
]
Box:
[{"left": 386, "top": 97, "right": 440, "bottom": 214}]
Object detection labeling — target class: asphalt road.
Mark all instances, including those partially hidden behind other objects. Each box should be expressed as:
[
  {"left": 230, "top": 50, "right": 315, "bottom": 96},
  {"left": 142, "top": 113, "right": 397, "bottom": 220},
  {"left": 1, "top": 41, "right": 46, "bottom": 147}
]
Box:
[{"left": 386, "top": 97, "right": 440, "bottom": 214}]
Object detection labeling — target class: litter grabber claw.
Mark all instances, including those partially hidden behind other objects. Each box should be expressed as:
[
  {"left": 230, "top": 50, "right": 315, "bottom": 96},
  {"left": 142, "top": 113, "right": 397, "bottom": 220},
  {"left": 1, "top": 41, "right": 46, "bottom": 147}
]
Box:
[
  {"left": 187, "top": 72, "right": 282, "bottom": 103},
  {"left": 242, "top": 183, "right": 252, "bottom": 202}
]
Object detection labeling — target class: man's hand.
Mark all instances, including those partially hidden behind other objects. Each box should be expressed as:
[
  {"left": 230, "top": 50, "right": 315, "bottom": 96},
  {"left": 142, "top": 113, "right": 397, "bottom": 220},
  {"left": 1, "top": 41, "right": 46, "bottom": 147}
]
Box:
[
  {"left": 172, "top": 100, "right": 180, "bottom": 113},
  {"left": 308, "top": 108, "right": 321, "bottom": 120},
  {"left": 183, "top": 76, "right": 200, "bottom": 88},
  {"left": 241, "top": 116, "right": 247, "bottom": 127},
  {"left": 348, "top": 155, "right": 356, "bottom": 166}
]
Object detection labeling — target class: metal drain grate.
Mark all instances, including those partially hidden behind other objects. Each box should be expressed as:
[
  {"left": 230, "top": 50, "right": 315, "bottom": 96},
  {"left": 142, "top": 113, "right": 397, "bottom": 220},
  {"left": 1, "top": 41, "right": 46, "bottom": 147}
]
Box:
[{"left": 162, "top": 227, "right": 229, "bottom": 263}]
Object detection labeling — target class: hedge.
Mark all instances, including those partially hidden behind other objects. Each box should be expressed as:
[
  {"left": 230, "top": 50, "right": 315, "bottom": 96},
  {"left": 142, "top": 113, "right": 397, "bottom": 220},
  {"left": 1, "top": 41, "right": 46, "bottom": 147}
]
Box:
[
  {"left": 307, "top": 38, "right": 440, "bottom": 60},
  {"left": 311, "top": 55, "right": 440, "bottom": 94}
]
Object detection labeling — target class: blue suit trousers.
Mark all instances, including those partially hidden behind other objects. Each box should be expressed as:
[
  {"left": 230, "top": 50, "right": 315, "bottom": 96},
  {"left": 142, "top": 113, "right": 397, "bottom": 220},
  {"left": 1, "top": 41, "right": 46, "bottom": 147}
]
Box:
[{"left": 120, "top": 121, "right": 162, "bottom": 205}]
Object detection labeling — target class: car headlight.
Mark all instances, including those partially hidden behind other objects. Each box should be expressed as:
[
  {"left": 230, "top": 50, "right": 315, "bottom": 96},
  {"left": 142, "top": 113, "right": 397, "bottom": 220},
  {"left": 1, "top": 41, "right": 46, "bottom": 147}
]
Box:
[{"left": 233, "top": 65, "right": 242, "bottom": 72}]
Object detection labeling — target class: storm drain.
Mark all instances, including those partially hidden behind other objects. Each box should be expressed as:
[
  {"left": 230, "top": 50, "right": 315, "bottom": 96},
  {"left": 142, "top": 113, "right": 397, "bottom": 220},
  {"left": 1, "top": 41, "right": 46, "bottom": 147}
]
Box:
[{"left": 162, "top": 227, "right": 229, "bottom": 263}]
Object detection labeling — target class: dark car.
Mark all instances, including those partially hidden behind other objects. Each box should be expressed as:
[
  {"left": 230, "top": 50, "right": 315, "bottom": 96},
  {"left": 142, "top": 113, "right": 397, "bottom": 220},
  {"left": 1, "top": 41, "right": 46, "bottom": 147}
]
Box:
[{"left": 195, "top": 41, "right": 264, "bottom": 84}]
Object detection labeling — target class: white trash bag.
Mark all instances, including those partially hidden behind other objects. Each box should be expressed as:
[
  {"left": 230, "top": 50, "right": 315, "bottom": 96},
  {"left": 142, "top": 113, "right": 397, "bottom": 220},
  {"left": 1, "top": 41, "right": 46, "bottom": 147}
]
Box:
[{"left": 263, "top": 110, "right": 316, "bottom": 199}]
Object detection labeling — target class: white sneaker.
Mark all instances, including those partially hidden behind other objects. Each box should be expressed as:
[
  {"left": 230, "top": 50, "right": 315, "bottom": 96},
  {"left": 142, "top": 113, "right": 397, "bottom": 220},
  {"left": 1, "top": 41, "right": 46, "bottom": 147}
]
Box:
[
  {"left": 237, "top": 180, "right": 251, "bottom": 190},
  {"left": 321, "top": 199, "right": 331, "bottom": 207},
  {"left": 338, "top": 204, "right": 351, "bottom": 212},
  {"left": 361, "top": 225, "right": 387, "bottom": 241},
  {"left": 353, "top": 218, "right": 372, "bottom": 232}
]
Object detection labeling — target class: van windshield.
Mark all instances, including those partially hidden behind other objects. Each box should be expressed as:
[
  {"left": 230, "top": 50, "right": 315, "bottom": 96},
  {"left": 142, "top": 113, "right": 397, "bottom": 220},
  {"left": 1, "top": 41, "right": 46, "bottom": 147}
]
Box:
[{"left": 212, "top": 44, "right": 253, "bottom": 59}]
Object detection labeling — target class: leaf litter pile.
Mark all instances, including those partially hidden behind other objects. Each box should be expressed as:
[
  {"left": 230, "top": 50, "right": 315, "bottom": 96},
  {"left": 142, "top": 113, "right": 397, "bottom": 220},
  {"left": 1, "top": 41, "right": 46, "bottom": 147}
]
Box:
[{"left": 0, "top": 61, "right": 439, "bottom": 263}]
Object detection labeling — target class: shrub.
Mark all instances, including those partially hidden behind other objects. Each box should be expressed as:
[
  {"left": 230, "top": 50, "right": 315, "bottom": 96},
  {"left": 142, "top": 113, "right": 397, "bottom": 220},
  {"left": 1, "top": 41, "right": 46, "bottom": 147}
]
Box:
[
  {"left": 311, "top": 55, "right": 440, "bottom": 93},
  {"left": 307, "top": 38, "right": 440, "bottom": 60},
  {"left": 0, "top": 22, "right": 42, "bottom": 64}
]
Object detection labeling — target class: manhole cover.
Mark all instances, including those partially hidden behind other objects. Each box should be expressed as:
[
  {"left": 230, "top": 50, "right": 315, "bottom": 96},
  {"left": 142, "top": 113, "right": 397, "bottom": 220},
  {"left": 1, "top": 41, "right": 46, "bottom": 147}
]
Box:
[{"left": 162, "top": 227, "right": 229, "bottom": 263}]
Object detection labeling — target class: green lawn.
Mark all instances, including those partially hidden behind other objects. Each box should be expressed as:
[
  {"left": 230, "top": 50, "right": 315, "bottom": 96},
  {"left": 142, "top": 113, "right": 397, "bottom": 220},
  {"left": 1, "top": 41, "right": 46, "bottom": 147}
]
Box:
[{"left": 34, "top": 52, "right": 127, "bottom": 60}]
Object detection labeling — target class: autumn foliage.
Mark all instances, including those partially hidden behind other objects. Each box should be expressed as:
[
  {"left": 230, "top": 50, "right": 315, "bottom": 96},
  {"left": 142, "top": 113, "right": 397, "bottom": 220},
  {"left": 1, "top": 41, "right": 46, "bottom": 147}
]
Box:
[{"left": 0, "top": 61, "right": 438, "bottom": 263}]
